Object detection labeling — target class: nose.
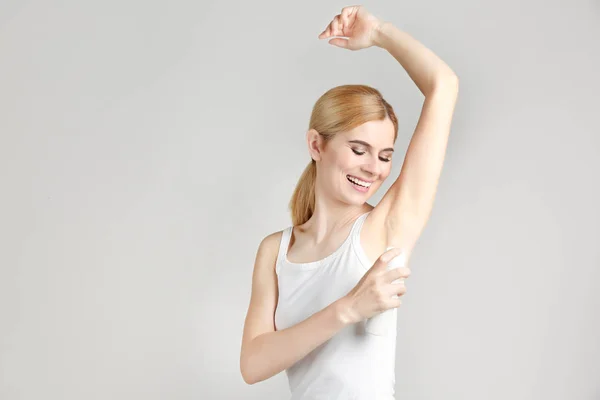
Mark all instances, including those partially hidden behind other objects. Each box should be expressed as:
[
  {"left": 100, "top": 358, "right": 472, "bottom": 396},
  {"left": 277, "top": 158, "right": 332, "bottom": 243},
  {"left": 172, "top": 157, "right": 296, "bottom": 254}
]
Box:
[{"left": 361, "top": 155, "right": 380, "bottom": 178}]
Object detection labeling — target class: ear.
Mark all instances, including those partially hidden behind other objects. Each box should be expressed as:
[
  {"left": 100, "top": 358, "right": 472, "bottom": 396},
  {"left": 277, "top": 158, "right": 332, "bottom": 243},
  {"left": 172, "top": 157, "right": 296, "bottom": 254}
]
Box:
[{"left": 306, "top": 129, "right": 323, "bottom": 162}]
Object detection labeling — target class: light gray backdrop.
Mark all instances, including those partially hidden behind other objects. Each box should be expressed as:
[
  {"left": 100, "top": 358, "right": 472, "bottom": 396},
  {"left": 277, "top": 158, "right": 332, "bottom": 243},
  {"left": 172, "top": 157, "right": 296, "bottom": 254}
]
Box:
[{"left": 1, "top": 0, "right": 599, "bottom": 399}]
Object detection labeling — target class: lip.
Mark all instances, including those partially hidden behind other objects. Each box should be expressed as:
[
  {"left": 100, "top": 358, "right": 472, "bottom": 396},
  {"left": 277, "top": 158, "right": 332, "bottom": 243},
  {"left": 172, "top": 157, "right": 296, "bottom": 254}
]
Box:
[
  {"left": 347, "top": 176, "right": 370, "bottom": 193},
  {"left": 346, "top": 174, "right": 374, "bottom": 183}
]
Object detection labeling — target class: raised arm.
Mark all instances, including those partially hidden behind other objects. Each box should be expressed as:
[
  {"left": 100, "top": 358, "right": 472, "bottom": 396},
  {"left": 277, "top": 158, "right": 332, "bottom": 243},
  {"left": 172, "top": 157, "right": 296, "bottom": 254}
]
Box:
[
  {"left": 369, "top": 21, "right": 459, "bottom": 253},
  {"left": 318, "top": 6, "right": 459, "bottom": 254}
]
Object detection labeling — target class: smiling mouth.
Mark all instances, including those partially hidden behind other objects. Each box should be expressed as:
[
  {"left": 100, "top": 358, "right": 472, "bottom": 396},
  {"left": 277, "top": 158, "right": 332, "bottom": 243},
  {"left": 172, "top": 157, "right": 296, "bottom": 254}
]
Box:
[{"left": 346, "top": 175, "right": 372, "bottom": 188}]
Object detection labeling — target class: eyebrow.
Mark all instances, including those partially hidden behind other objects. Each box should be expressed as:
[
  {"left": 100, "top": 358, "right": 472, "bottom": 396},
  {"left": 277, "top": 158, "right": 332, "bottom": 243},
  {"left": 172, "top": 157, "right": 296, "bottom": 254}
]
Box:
[{"left": 348, "top": 140, "right": 394, "bottom": 152}]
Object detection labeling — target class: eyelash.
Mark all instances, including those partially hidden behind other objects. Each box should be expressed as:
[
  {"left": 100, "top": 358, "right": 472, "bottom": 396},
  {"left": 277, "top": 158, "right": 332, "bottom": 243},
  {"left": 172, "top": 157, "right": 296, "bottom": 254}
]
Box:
[{"left": 352, "top": 148, "right": 391, "bottom": 163}]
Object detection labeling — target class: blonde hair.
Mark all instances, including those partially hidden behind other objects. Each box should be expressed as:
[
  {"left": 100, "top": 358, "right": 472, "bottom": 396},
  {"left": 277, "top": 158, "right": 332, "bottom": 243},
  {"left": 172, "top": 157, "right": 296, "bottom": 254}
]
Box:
[{"left": 288, "top": 84, "right": 399, "bottom": 226}]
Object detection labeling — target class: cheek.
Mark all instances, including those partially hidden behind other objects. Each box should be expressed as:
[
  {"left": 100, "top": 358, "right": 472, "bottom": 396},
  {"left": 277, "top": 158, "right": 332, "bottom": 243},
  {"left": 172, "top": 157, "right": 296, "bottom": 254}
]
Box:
[
  {"left": 382, "top": 162, "right": 393, "bottom": 177},
  {"left": 334, "top": 150, "right": 353, "bottom": 165},
  {"left": 328, "top": 152, "right": 354, "bottom": 173},
  {"left": 320, "top": 155, "right": 349, "bottom": 183}
]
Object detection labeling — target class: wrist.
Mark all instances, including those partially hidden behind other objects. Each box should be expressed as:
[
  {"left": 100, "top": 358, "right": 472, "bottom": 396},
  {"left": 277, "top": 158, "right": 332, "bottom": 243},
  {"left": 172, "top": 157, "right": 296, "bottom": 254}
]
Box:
[
  {"left": 333, "top": 296, "right": 358, "bottom": 326},
  {"left": 371, "top": 20, "right": 393, "bottom": 48}
]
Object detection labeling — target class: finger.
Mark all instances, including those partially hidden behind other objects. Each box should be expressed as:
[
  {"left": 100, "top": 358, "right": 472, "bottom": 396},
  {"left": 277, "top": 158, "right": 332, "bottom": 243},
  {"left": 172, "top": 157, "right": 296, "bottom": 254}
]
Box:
[
  {"left": 389, "top": 281, "right": 407, "bottom": 296},
  {"left": 318, "top": 22, "right": 332, "bottom": 39},
  {"left": 341, "top": 6, "right": 356, "bottom": 18},
  {"left": 340, "top": 8, "right": 353, "bottom": 30},
  {"left": 328, "top": 38, "right": 349, "bottom": 48},
  {"left": 386, "top": 266, "right": 411, "bottom": 282},
  {"left": 331, "top": 15, "right": 341, "bottom": 36},
  {"left": 389, "top": 297, "right": 402, "bottom": 308},
  {"left": 375, "top": 247, "right": 404, "bottom": 270},
  {"left": 386, "top": 247, "right": 406, "bottom": 268}
]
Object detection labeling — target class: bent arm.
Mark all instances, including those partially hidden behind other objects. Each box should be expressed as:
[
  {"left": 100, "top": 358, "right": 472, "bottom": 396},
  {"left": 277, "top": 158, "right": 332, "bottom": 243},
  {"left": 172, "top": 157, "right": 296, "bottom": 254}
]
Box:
[
  {"left": 240, "top": 233, "right": 355, "bottom": 385},
  {"left": 369, "top": 22, "right": 459, "bottom": 252},
  {"left": 241, "top": 298, "right": 352, "bottom": 384}
]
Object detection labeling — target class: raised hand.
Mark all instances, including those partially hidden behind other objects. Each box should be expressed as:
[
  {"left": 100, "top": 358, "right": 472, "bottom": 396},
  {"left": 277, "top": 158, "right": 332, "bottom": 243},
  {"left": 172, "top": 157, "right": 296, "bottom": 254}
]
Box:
[{"left": 318, "top": 5, "right": 384, "bottom": 50}]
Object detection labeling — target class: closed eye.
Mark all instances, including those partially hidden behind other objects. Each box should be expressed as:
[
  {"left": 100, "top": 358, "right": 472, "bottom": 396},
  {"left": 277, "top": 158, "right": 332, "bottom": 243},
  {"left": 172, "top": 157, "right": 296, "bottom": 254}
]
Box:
[{"left": 352, "top": 148, "right": 391, "bottom": 163}]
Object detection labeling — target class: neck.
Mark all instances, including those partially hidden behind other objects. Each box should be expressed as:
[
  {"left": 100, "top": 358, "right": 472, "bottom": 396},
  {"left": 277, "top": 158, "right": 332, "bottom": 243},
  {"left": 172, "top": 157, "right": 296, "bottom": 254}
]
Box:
[{"left": 299, "top": 184, "right": 372, "bottom": 245}]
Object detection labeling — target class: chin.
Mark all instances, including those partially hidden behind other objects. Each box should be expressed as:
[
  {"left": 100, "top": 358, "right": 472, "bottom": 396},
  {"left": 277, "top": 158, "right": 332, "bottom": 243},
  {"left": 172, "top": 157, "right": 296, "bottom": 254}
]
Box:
[{"left": 344, "top": 192, "right": 372, "bottom": 205}]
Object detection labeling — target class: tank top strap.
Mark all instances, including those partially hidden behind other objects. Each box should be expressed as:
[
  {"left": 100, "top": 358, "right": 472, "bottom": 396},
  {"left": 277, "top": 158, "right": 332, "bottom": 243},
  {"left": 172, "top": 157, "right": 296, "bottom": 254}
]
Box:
[
  {"left": 350, "top": 211, "right": 371, "bottom": 240},
  {"left": 275, "top": 226, "right": 293, "bottom": 274},
  {"left": 349, "top": 211, "right": 373, "bottom": 269}
]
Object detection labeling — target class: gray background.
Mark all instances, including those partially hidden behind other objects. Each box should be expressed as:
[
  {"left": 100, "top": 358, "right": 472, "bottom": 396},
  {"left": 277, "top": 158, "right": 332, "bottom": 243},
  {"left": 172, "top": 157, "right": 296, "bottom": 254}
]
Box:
[{"left": 1, "top": 0, "right": 599, "bottom": 399}]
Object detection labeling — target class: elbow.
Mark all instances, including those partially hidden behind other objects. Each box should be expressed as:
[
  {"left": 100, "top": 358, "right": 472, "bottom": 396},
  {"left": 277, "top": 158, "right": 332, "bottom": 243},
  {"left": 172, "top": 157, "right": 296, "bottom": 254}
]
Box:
[
  {"left": 240, "top": 357, "right": 253, "bottom": 385},
  {"left": 241, "top": 371, "right": 256, "bottom": 385},
  {"left": 241, "top": 368, "right": 254, "bottom": 385},
  {"left": 240, "top": 355, "right": 259, "bottom": 385},
  {"left": 240, "top": 338, "right": 277, "bottom": 385},
  {"left": 241, "top": 360, "right": 271, "bottom": 385},
  {"left": 431, "top": 73, "right": 459, "bottom": 94},
  {"left": 241, "top": 371, "right": 257, "bottom": 385}
]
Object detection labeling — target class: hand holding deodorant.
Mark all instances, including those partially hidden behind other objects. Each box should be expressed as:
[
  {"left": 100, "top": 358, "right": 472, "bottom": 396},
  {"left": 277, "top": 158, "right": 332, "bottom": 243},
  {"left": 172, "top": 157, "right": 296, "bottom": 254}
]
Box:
[{"left": 365, "top": 246, "right": 406, "bottom": 336}]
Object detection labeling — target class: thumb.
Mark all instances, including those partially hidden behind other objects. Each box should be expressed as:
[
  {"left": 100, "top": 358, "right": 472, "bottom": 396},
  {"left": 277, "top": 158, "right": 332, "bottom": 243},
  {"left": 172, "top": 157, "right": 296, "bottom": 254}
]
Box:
[
  {"left": 328, "top": 38, "right": 349, "bottom": 48},
  {"left": 374, "top": 247, "right": 404, "bottom": 270}
]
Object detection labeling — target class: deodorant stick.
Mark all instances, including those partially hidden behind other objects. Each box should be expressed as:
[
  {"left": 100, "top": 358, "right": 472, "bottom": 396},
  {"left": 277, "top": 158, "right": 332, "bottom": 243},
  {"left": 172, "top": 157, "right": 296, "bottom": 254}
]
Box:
[{"left": 364, "top": 246, "right": 406, "bottom": 336}]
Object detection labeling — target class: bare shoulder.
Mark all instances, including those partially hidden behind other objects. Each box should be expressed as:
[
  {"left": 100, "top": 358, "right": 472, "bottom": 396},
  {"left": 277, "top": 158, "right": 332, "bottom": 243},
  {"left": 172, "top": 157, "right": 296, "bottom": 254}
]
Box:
[
  {"left": 241, "top": 229, "right": 284, "bottom": 375},
  {"left": 258, "top": 230, "right": 283, "bottom": 263}
]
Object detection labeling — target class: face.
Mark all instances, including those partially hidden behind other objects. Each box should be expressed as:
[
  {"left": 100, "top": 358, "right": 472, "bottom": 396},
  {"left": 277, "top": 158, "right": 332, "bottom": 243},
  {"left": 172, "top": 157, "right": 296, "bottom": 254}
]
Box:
[{"left": 307, "top": 118, "right": 396, "bottom": 205}]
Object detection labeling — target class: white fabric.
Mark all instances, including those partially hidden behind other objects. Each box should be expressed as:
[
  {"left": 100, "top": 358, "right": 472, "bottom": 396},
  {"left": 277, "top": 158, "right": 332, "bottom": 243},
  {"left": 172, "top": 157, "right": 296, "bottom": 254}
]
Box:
[{"left": 274, "top": 211, "right": 397, "bottom": 400}]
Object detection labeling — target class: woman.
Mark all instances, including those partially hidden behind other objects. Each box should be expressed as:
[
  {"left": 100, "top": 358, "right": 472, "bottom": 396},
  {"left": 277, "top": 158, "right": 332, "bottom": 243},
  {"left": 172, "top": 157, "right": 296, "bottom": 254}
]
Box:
[{"left": 240, "top": 5, "right": 458, "bottom": 399}]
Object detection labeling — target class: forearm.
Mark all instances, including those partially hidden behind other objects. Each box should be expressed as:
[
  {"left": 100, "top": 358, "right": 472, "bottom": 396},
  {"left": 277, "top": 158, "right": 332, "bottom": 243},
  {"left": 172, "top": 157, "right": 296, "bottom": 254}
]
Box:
[
  {"left": 241, "top": 297, "right": 353, "bottom": 384},
  {"left": 373, "top": 22, "right": 458, "bottom": 96}
]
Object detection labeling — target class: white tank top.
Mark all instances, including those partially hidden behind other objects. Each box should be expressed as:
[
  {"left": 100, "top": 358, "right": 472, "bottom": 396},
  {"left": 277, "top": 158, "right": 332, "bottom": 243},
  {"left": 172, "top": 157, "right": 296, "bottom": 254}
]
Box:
[{"left": 274, "top": 211, "right": 397, "bottom": 400}]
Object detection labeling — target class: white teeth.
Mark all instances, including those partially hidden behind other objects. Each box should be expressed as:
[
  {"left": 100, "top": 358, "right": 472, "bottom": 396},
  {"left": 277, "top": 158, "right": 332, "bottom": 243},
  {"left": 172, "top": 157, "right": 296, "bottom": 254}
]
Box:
[{"left": 347, "top": 175, "right": 372, "bottom": 187}]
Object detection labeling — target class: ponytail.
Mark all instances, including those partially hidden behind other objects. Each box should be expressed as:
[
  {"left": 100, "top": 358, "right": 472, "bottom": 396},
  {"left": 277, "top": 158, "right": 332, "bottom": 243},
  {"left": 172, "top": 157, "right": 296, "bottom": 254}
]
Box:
[{"left": 288, "top": 159, "right": 317, "bottom": 226}]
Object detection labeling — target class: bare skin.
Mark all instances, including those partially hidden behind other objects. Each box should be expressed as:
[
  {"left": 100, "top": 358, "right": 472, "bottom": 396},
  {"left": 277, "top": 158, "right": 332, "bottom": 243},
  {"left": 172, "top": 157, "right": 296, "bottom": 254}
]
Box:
[{"left": 240, "top": 5, "right": 459, "bottom": 385}]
